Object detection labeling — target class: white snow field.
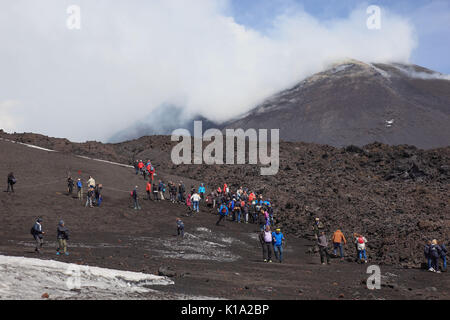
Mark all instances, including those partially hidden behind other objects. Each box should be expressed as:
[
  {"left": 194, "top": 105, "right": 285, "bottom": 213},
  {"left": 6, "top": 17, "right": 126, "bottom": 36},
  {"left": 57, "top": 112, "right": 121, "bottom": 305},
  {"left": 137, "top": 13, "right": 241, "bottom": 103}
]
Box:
[{"left": 0, "top": 255, "right": 214, "bottom": 300}]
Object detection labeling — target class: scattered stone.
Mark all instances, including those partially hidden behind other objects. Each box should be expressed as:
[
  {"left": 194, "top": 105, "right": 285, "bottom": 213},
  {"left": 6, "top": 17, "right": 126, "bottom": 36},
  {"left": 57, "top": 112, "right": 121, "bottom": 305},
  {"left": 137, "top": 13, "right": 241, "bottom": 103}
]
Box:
[
  {"left": 158, "top": 266, "right": 177, "bottom": 277},
  {"left": 41, "top": 293, "right": 49, "bottom": 299}
]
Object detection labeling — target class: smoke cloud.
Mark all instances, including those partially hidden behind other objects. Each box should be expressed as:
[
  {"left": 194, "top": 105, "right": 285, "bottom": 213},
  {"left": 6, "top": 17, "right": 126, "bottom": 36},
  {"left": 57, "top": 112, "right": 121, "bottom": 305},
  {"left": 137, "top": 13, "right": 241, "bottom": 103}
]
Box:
[{"left": 0, "top": 0, "right": 418, "bottom": 142}]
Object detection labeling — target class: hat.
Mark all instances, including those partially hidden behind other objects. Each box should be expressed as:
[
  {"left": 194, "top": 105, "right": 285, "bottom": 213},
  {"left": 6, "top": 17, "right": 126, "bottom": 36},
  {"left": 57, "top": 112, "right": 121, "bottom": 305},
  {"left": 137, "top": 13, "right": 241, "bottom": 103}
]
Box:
[
  {"left": 59, "top": 220, "right": 64, "bottom": 226},
  {"left": 315, "top": 217, "right": 320, "bottom": 221},
  {"left": 37, "top": 218, "right": 43, "bottom": 222},
  {"left": 276, "top": 229, "right": 281, "bottom": 232}
]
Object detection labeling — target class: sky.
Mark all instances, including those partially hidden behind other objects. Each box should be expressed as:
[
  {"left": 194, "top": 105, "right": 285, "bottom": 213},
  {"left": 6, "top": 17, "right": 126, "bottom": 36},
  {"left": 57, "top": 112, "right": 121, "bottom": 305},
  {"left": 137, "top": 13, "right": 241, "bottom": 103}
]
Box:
[{"left": 0, "top": 0, "right": 448, "bottom": 142}]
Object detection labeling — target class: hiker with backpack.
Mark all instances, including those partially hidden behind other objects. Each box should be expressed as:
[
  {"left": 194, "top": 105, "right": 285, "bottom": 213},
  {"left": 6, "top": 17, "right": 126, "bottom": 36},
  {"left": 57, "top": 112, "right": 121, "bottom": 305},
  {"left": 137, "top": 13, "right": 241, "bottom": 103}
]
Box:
[
  {"left": 56, "top": 220, "right": 70, "bottom": 256},
  {"left": 85, "top": 187, "right": 94, "bottom": 208},
  {"left": 31, "top": 218, "right": 45, "bottom": 254},
  {"left": 355, "top": 234, "right": 368, "bottom": 263},
  {"left": 94, "top": 184, "right": 103, "bottom": 206},
  {"left": 6, "top": 172, "right": 16, "bottom": 193},
  {"left": 190, "top": 192, "right": 201, "bottom": 213},
  {"left": 318, "top": 231, "right": 331, "bottom": 265},
  {"left": 259, "top": 225, "right": 274, "bottom": 263},
  {"left": 216, "top": 203, "right": 229, "bottom": 226},
  {"left": 198, "top": 183, "right": 206, "bottom": 200}
]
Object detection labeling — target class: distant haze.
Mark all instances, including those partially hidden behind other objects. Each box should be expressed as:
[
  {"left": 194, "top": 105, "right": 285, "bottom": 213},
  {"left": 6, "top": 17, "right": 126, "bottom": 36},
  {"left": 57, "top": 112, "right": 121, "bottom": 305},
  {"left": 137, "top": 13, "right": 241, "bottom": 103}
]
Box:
[{"left": 0, "top": 0, "right": 422, "bottom": 142}]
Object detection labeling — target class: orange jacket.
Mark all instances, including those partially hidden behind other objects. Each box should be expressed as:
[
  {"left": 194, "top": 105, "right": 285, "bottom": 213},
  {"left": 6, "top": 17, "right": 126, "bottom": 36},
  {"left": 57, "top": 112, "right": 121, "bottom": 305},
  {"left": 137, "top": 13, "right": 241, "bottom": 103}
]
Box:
[
  {"left": 332, "top": 230, "right": 347, "bottom": 244},
  {"left": 249, "top": 193, "right": 256, "bottom": 202},
  {"left": 146, "top": 182, "right": 152, "bottom": 192}
]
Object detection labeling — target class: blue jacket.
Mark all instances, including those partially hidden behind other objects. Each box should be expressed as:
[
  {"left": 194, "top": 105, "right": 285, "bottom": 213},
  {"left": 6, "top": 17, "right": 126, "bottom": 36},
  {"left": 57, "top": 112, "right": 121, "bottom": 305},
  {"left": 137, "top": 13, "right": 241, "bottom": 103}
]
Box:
[
  {"left": 219, "top": 205, "right": 229, "bottom": 216},
  {"left": 198, "top": 186, "right": 206, "bottom": 193}
]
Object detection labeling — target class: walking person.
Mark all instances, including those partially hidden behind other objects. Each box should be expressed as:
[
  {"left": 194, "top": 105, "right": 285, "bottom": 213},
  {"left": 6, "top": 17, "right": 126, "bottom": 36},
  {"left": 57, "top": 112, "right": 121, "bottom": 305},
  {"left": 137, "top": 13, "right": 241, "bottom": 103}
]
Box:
[
  {"left": 191, "top": 193, "right": 201, "bottom": 213},
  {"left": 355, "top": 234, "right": 368, "bottom": 263},
  {"left": 318, "top": 231, "right": 331, "bottom": 265},
  {"left": 312, "top": 218, "right": 323, "bottom": 240},
  {"left": 198, "top": 183, "right": 206, "bottom": 200},
  {"left": 85, "top": 187, "right": 94, "bottom": 208},
  {"left": 31, "top": 218, "right": 45, "bottom": 254},
  {"left": 146, "top": 181, "right": 152, "bottom": 200},
  {"left": 272, "top": 228, "right": 285, "bottom": 263},
  {"left": 259, "top": 225, "right": 273, "bottom": 263},
  {"left": 132, "top": 186, "right": 141, "bottom": 210},
  {"left": 216, "top": 204, "right": 228, "bottom": 226},
  {"left": 87, "top": 176, "right": 95, "bottom": 189},
  {"left": 6, "top": 172, "right": 16, "bottom": 193},
  {"left": 76, "top": 178, "right": 83, "bottom": 201},
  {"left": 67, "top": 177, "right": 74, "bottom": 195},
  {"left": 176, "top": 218, "right": 185, "bottom": 238},
  {"left": 56, "top": 220, "right": 70, "bottom": 256},
  {"left": 158, "top": 180, "right": 165, "bottom": 200},
  {"left": 153, "top": 183, "right": 159, "bottom": 201},
  {"left": 332, "top": 229, "right": 347, "bottom": 260}
]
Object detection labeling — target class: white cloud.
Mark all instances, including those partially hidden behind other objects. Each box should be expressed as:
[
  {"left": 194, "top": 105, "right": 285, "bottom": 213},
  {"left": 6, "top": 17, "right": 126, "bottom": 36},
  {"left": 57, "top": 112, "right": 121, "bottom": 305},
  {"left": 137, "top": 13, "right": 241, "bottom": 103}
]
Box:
[
  {"left": 0, "top": 100, "right": 21, "bottom": 132},
  {"left": 0, "top": 0, "right": 417, "bottom": 141}
]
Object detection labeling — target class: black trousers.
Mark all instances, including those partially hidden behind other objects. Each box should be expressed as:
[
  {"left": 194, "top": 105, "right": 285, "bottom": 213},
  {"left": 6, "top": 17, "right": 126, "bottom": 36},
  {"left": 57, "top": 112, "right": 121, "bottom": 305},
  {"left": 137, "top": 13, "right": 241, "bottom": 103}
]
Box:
[
  {"left": 319, "top": 247, "right": 331, "bottom": 264},
  {"left": 262, "top": 242, "right": 273, "bottom": 261},
  {"left": 6, "top": 182, "right": 14, "bottom": 192},
  {"left": 216, "top": 215, "right": 226, "bottom": 225}
]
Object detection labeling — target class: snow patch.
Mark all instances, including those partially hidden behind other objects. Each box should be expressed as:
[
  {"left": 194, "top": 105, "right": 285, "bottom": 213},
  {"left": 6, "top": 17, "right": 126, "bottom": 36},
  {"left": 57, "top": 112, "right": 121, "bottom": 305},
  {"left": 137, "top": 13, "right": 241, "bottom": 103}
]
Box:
[{"left": 0, "top": 255, "right": 174, "bottom": 300}]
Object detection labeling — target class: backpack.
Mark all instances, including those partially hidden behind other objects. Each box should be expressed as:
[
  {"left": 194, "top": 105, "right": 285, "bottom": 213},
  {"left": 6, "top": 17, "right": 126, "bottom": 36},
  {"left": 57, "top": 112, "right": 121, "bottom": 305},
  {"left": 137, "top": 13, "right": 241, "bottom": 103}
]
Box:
[
  {"left": 30, "top": 227, "right": 35, "bottom": 235},
  {"left": 11, "top": 178, "right": 17, "bottom": 184},
  {"left": 358, "top": 237, "right": 364, "bottom": 244}
]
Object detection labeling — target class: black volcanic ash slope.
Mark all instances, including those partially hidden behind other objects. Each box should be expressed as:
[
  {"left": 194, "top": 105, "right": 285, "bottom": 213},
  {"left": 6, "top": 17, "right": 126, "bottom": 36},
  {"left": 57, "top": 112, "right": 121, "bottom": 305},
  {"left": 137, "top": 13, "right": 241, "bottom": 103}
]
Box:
[{"left": 1, "top": 131, "right": 449, "bottom": 267}]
